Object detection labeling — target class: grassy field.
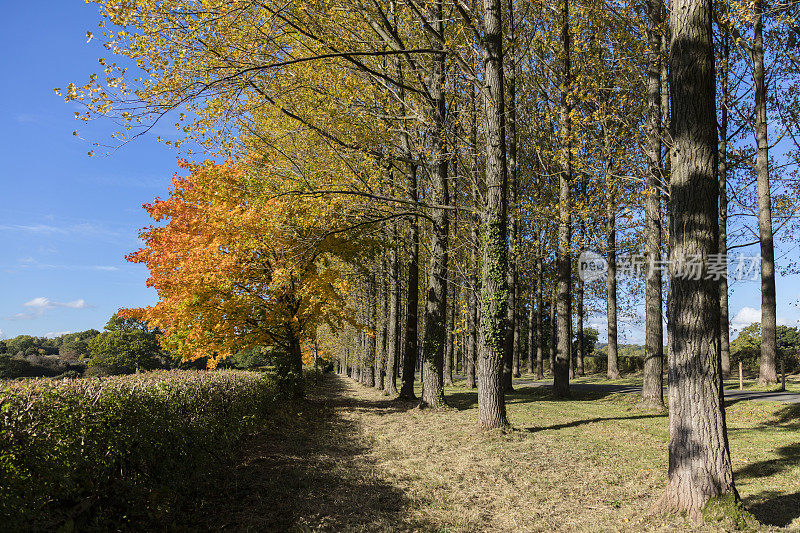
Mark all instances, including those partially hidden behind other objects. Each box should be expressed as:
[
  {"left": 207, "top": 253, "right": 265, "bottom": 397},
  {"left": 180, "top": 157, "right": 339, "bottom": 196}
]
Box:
[
  {"left": 515, "top": 371, "right": 800, "bottom": 394},
  {"left": 180, "top": 373, "right": 799, "bottom": 532},
  {"left": 722, "top": 376, "right": 800, "bottom": 394}
]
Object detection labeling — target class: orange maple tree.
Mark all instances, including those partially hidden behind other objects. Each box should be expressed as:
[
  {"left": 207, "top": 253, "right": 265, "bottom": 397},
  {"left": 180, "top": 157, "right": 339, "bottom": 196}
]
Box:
[{"left": 123, "top": 159, "right": 361, "bottom": 392}]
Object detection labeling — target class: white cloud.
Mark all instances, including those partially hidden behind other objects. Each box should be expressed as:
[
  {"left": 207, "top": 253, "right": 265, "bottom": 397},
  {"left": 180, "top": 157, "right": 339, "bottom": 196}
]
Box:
[
  {"left": 13, "top": 258, "right": 120, "bottom": 272},
  {"left": 0, "top": 223, "right": 123, "bottom": 240},
  {"left": 24, "top": 297, "right": 91, "bottom": 310},
  {"left": 730, "top": 306, "right": 797, "bottom": 332},
  {"left": 4, "top": 298, "right": 93, "bottom": 321},
  {"left": 6, "top": 311, "right": 40, "bottom": 321},
  {"left": 60, "top": 299, "right": 90, "bottom": 309},
  {"left": 731, "top": 307, "right": 761, "bottom": 331},
  {"left": 0, "top": 224, "right": 68, "bottom": 235},
  {"left": 44, "top": 331, "right": 72, "bottom": 338},
  {"left": 23, "top": 297, "right": 52, "bottom": 309}
]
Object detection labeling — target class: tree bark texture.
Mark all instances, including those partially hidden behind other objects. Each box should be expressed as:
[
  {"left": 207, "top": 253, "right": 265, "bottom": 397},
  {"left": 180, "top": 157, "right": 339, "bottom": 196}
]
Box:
[
  {"left": 754, "top": 0, "right": 778, "bottom": 385},
  {"left": 660, "top": 0, "right": 737, "bottom": 515},
  {"left": 535, "top": 244, "right": 545, "bottom": 379},
  {"left": 385, "top": 225, "right": 400, "bottom": 395},
  {"left": 554, "top": 0, "right": 572, "bottom": 399},
  {"left": 419, "top": 0, "right": 449, "bottom": 409},
  {"left": 477, "top": 0, "right": 509, "bottom": 429},
  {"left": 642, "top": 0, "right": 664, "bottom": 409},
  {"left": 399, "top": 163, "right": 420, "bottom": 400},
  {"left": 606, "top": 177, "right": 620, "bottom": 379},
  {"left": 719, "top": 26, "right": 731, "bottom": 378}
]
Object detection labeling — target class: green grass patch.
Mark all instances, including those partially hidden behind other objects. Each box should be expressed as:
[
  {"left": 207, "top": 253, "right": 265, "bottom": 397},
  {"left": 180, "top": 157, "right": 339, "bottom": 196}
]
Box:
[
  {"left": 723, "top": 375, "right": 800, "bottom": 394},
  {"left": 316, "top": 376, "right": 800, "bottom": 531}
]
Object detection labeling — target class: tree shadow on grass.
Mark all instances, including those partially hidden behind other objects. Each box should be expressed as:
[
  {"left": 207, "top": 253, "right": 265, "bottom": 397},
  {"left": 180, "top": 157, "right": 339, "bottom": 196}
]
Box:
[
  {"left": 445, "top": 390, "right": 479, "bottom": 410},
  {"left": 445, "top": 383, "right": 628, "bottom": 412},
  {"left": 173, "top": 374, "right": 426, "bottom": 532},
  {"left": 323, "top": 376, "right": 420, "bottom": 417},
  {"left": 735, "top": 442, "right": 800, "bottom": 480},
  {"left": 743, "top": 490, "right": 800, "bottom": 528},
  {"left": 771, "top": 403, "right": 800, "bottom": 429},
  {"left": 520, "top": 413, "right": 664, "bottom": 433}
]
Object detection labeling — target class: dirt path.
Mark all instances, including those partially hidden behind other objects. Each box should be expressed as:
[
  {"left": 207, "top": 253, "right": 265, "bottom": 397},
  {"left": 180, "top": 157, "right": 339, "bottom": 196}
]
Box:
[{"left": 185, "top": 374, "right": 424, "bottom": 532}]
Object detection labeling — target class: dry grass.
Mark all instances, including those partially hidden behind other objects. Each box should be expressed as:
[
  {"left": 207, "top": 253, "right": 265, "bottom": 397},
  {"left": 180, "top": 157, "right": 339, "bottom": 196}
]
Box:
[{"left": 180, "top": 374, "right": 800, "bottom": 532}]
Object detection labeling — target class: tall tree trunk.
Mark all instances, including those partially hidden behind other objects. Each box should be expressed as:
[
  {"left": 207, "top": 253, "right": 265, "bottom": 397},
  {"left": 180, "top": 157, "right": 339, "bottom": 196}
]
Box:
[
  {"left": 385, "top": 224, "right": 400, "bottom": 395},
  {"left": 417, "top": 341, "right": 422, "bottom": 382},
  {"left": 605, "top": 173, "right": 620, "bottom": 379},
  {"left": 396, "top": 22, "right": 420, "bottom": 400},
  {"left": 576, "top": 228, "right": 585, "bottom": 376},
  {"left": 575, "top": 172, "right": 586, "bottom": 378},
  {"left": 719, "top": 23, "right": 731, "bottom": 377},
  {"left": 445, "top": 158, "right": 458, "bottom": 389},
  {"left": 502, "top": 0, "right": 519, "bottom": 392},
  {"left": 568, "top": 292, "right": 575, "bottom": 380},
  {"left": 535, "top": 245, "right": 545, "bottom": 379},
  {"left": 513, "top": 284, "right": 521, "bottom": 377},
  {"left": 466, "top": 69, "right": 480, "bottom": 391},
  {"left": 399, "top": 163, "right": 420, "bottom": 399},
  {"left": 419, "top": 0, "right": 449, "bottom": 409},
  {"left": 754, "top": 0, "right": 778, "bottom": 385},
  {"left": 554, "top": 0, "right": 572, "bottom": 399},
  {"left": 365, "top": 279, "right": 376, "bottom": 388},
  {"left": 659, "top": 0, "right": 738, "bottom": 516},
  {"left": 359, "top": 329, "right": 365, "bottom": 383},
  {"left": 642, "top": 0, "right": 665, "bottom": 409},
  {"left": 477, "top": 0, "right": 509, "bottom": 429},
  {"left": 445, "top": 273, "right": 456, "bottom": 386},
  {"left": 550, "top": 286, "right": 557, "bottom": 375},
  {"left": 467, "top": 248, "right": 478, "bottom": 389},
  {"left": 377, "top": 256, "right": 388, "bottom": 390},
  {"left": 396, "top": 260, "right": 403, "bottom": 380},
  {"left": 527, "top": 287, "right": 535, "bottom": 374},
  {"left": 662, "top": 20, "right": 673, "bottom": 374},
  {"left": 288, "top": 324, "right": 305, "bottom": 399}
]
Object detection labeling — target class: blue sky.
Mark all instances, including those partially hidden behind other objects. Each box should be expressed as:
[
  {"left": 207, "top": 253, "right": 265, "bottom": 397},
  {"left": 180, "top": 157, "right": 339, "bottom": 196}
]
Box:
[
  {"left": 0, "top": 3, "right": 177, "bottom": 338},
  {"left": 1, "top": 3, "right": 799, "bottom": 343}
]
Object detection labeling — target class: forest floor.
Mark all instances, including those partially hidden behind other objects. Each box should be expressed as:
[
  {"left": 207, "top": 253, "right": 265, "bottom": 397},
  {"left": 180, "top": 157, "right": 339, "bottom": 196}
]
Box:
[{"left": 184, "top": 373, "right": 800, "bottom": 532}]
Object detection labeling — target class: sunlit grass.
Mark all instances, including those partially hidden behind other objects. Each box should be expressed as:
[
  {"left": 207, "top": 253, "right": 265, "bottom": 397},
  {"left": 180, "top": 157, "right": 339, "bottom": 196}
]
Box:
[
  {"left": 181, "top": 374, "right": 800, "bottom": 531},
  {"left": 356, "top": 377, "right": 799, "bottom": 531}
]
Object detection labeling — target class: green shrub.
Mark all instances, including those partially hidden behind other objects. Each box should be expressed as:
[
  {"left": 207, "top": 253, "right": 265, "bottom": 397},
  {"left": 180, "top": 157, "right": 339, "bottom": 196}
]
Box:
[
  {"left": 582, "top": 355, "right": 644, "bottom": 374},
  {"left": 0, "top": 370, "right": 279, "bottom": 530},
  {"left": 88, "top": 330, "right": 162, "bottom": 374}
]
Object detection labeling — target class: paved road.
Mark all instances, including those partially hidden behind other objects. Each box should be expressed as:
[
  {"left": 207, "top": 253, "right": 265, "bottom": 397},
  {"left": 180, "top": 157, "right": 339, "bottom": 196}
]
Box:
[{"left": 508, "top": 378, "right": 800, "bottom": 404}]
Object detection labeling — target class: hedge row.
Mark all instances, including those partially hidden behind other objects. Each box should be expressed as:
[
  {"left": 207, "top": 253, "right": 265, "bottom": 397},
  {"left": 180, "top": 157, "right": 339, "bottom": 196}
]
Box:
[
  {"left": 0, "top": 370, "right": 280, "bottom": 530},
  {"left": 582, "top": 355, "right": 645, "bottom": 374},
  {"left": 536, "top": 356, "right": 645, "bottom": 375}
]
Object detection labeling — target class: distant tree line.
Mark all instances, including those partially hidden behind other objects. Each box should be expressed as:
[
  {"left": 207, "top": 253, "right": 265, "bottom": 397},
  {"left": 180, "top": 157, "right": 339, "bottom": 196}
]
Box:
[
  {"left": 0, "top": 314, "right": 297, "bottom": 380},
  {"left": 729, "top": 323, "right": 800, "bottom": 375}
]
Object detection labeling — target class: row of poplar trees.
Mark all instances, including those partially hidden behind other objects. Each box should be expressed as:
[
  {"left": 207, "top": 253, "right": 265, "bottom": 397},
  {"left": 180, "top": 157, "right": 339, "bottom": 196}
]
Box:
[{"left": 71, "top": 0, "right": 800, "bottom": 521}]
